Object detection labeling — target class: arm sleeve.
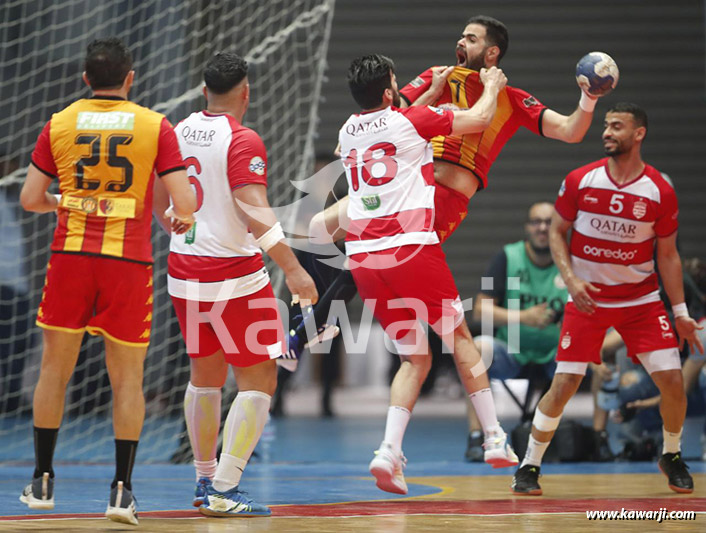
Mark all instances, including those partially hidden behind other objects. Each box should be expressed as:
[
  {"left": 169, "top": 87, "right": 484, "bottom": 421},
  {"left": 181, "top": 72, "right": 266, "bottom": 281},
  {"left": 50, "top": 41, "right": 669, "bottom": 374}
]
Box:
[
  {"left": 400, "top": 106, "right": 454, "bottom": 140},
  {"left": 655, "top": 181, "right": 679, "bottom": 237},
  {"left": 155, "top": 118, "right": 186, "bottom": 176},
  {"left": 481, "top": 250, "right": 508, "bottom": 302},
  {"left": 506, "top": 86, "right": 547, "bottom": 136},
  {"left": 399, "top": 68, "right": 434, "bottom": 105},
  {"left": 554, "top": 170, "right": 581, "bottom": 222},
  {"left": 227, "top": 128, "right": 268, "bottom": 190},
  {"left": 30, "top": 121, "right": 58, "bottom": 178}
]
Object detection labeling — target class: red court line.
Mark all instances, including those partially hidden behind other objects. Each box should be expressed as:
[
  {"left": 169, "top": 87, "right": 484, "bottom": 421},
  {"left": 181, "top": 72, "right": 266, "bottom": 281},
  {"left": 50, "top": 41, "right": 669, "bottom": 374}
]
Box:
[{"left": 4, "top": 498, "right": 704, "bottom": 520}]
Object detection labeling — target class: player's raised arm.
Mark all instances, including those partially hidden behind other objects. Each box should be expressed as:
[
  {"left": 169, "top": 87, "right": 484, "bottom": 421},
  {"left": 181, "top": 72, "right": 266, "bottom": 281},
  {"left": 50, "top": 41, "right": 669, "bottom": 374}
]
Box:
[
  {"left": 449, "top": 66, "right": 506, "bottom": 136},
  {"left": 232, "top": 183, "right": 318, "bottom": 305},
  {"left": 541, "top": 52, "right": 618, "bottom": 144}
]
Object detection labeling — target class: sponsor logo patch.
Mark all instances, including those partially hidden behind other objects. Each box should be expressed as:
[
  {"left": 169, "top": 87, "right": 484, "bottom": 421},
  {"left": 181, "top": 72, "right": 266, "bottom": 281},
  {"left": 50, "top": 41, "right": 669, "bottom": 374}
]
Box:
[
  {"left": 361, "top": 195, "right": 381, "bottom": 211},
  {"left": 76, "top": 111, "right": 135, "bottom": 130},
  {"left": 558, "top": 180, "right": 566, "bottom": 197},
  {"left": 583, "top": 244, "right": 637, "bottom": 261},
  {"left": 409, "top": 76, "right": 425, "bottom": 88},
  {"left": 523, "top": 96, "right": 540, "bottom": 108},
  {"left": 248, "top": 156, "right": 266, "bottom": 176}
]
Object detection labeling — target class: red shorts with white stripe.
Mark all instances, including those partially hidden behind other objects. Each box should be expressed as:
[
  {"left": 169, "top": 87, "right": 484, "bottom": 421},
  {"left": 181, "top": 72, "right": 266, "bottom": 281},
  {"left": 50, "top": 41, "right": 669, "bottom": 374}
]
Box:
[
  {"left": 171, "top": 284, "right": 284, "bottom": 367},
  {"left": 556, "top": 301, "right": 678, "bottom": 364},
  {"left": 37, "top": 253, "right": 153, "bottom": 346},
  {"left": 434, "top": 183, "right": 470, "bottom": 243},
  {"left": 349, "top": 244, "right": 463, "bottom": 340}
]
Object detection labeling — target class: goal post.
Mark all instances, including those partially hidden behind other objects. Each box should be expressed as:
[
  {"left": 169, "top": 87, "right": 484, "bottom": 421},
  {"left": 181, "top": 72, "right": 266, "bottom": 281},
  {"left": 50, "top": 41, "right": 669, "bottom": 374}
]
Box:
[{"left": 0, "top": 0, "right": 335, "bottom": 463}]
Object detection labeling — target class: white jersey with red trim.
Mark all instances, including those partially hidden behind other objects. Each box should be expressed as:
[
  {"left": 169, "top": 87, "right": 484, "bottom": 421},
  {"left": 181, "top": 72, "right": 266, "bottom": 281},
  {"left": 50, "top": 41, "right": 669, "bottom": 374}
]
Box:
[
  {"left": 339, "top": 105, "right": 454, "bottom": 255},
  {"left": 168, "top": 111, "right": 271, "bottom": 302},
  {"left": 555, "top": 158, "right": 678, "bottom": 307}
]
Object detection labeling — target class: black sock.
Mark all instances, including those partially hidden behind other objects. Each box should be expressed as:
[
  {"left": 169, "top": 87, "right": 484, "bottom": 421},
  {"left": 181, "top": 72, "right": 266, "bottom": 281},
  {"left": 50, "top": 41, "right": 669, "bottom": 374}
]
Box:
[
  {"left": 33, "top": 426, "right": 59, "bottom": 479},
  {"left": 112, "top": 439, "right": 138, "bottom": 491}
]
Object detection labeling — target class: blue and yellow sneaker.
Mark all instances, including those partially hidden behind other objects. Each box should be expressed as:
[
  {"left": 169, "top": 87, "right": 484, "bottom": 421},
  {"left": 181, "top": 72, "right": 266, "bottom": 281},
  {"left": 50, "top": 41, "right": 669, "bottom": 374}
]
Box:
[
  {"left": 193, "top": 477, "right": 212, "bottom": 507},
  {"left": 199, "top": 484, "right": 271, "bottom": 517}
]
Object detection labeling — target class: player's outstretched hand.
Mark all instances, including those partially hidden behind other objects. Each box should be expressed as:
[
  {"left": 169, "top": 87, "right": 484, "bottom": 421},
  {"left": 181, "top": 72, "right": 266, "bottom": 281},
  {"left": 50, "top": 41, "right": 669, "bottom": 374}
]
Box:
[
  {"left": 479, "top": 66, "right": 507, "bottom": 92},
  {"left": 675, "top": 316, "right": 705, "bottom": 354},
  {"left": 286, "top": 267, "right": 319, "bottom": 307},
  {"left": 520, "top": 302, "right": 554, "bottom": 329},
  {"left": 566, "top": 276, "right": 600, "bottom": 314}
]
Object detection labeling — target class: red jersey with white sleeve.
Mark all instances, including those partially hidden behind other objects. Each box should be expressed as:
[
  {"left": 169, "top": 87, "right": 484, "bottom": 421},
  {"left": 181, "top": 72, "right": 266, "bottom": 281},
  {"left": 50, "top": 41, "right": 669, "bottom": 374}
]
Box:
[
  {"left": 339, "top": 105, "right": 454, "bottom": 255},
  {"left": 555, "top": 158, "right": 678, "bottom": 307},
  {"left": 169, "top": 111, "right": 270, "bottom": 302}
]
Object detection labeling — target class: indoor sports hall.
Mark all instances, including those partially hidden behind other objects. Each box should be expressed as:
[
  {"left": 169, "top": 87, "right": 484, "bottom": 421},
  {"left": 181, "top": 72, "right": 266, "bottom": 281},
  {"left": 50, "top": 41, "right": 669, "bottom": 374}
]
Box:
[{"left": 1, "top": 1, "right": 705, "bottom": 530}]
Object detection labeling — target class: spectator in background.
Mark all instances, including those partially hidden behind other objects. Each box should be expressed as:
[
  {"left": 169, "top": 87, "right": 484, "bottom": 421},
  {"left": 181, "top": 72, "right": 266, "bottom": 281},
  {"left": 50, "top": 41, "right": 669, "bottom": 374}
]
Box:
[{"left": 466, "top": 202, "right": 570, "bottom": 460}]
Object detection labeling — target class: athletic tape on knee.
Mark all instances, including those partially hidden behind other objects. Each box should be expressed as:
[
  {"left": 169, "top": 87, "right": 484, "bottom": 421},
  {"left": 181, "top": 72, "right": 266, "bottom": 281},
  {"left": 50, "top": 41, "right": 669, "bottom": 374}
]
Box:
[
  {"left": 637, "top": 348, "right": 681, "bottom": 374},
  {"left": 532, "top": 408, "right": 562, "bottom": 432},
  {"left": 555, "top": 361, "right": 588, "bottom": 375}
]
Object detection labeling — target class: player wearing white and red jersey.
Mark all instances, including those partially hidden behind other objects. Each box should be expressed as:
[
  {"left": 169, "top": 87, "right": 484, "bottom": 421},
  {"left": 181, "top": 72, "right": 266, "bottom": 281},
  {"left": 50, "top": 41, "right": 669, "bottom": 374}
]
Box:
[
  {"left": 512, "top": 103, "right": 703, "bottom": 497},
  {"left": 340, "top": 54, "right": 518, "bottom": 496},
  {"left": 555, "top": 158, "right": 678, "bottom": 307},
  {"left": 156, "top": 52, "right": 317, "bottom": 517}
]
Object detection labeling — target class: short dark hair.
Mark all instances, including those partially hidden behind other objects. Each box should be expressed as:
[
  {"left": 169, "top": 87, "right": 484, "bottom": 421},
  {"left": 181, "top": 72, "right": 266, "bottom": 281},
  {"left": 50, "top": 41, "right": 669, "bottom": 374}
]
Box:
[
  {"left": 347, "top": 54, "right": 395, "bottom": 109},
  {"left": 204, "top": 52, "right": 248, "bottom": 94},
  {"left": 607, "top": 102, "right": 648, "bottom": 132},
  {"left": 466, "top": 15, "right": 509, "bottom": 61},
  {"left": 84, "top": 38, "right": 133, "bottom": 90}
]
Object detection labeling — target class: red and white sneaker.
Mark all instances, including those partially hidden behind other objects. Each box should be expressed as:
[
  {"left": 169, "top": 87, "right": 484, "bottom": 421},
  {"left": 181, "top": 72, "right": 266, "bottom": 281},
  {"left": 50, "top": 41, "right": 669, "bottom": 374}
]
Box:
[{"left": 369, "top": 442, "right": 408, "bottom": 494}]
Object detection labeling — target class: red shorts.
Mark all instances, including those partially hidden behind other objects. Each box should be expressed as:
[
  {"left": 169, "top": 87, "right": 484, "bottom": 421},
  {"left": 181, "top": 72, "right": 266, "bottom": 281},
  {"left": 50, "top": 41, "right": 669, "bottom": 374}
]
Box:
[
  {"left": 171, "top": 284, "right": 284, "bottom": 367},
  {"left": 434, "top": 183, "right": 470, "bottom": 243},
  {"left": 556, "top": 301, "right": 679, "bottom": 364},
  {"left": 350, "top": 244, "right": 463, "bottom": 341},
  {"left": 37, "top": 253, "right": 153, "bottom": 346}
]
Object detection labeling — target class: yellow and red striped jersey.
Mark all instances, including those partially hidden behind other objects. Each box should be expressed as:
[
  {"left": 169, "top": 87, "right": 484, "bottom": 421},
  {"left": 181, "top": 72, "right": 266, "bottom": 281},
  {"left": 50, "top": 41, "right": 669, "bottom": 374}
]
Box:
[
  {"left": 31, "top": 96, "right": 184, "bottom": 263},
  {"left": 400, "top": 66, "right": 546, "bottom": 189}
]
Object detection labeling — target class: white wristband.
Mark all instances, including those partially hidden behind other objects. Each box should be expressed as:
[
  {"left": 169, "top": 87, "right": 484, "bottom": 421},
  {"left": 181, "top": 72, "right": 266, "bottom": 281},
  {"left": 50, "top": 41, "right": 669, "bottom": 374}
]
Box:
[
  {"left": 672, "top": 302, "right": 689, "bottom": 318},
  {"left": 579, "top": 91, "right": 597, "bottom": 113},
  {"left": 53, "top": 194, "right": 62, "bottom": 211},
  {"left": 256, "top": 221, "right": 285, "bottom": 252}
]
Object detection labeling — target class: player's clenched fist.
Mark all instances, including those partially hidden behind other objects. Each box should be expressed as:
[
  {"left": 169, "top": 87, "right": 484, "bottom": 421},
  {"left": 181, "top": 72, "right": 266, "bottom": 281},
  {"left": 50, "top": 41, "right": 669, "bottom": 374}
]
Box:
[{"left": 479, "top": 66, "right": 507, "bottom": 91}]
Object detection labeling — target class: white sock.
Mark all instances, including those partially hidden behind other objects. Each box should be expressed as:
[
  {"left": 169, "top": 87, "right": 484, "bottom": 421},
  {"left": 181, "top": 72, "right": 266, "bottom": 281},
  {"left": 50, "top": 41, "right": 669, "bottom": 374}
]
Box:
[
  {"left": 194, "top": 459, "right": 218, "bottom": 481},
  {"left": 212, "top": 390, "right": 271, "bottom": 492},
  {"left": 383, "top": 406, "right": 411, "bottom": 454},
  {"left": 662, "top": 426, "right": 682, "bottom": 455},
  {"left": 184, "top": 382, "right": 221, "bottom": 480},
  {"left": 468, "top": 388, "right": 502, "bottom": 437},
  {"left": 521, "top": 436, "right": 550, "bottom": 467}
]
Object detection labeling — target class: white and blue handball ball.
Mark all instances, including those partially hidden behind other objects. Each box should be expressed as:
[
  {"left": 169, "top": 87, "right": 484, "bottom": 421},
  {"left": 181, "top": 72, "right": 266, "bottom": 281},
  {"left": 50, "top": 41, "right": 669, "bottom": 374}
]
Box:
[{"left": 575, "top": 52, "right": 619, "bottom": 97}]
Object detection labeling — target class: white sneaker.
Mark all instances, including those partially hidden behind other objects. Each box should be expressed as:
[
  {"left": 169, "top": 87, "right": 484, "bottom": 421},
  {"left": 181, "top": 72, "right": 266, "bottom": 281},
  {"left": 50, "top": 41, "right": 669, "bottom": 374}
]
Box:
[
  {"left": 483, "top": 431, "right": 519, "bottom": 468},
  {"left": 105, "top": 481, "right": 138, "bottom": 526},
  {"left": 369, "top": 442, "right": 408, "bottom": 494}
]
